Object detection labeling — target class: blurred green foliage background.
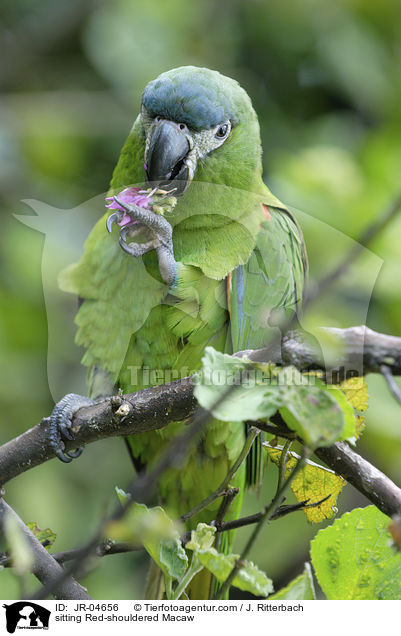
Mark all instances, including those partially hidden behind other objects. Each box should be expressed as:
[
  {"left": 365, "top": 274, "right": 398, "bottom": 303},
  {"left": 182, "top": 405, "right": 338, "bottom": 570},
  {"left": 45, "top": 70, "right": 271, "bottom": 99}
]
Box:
[{"left": 1, "top": 0, "right": 401, "bottom": 599}]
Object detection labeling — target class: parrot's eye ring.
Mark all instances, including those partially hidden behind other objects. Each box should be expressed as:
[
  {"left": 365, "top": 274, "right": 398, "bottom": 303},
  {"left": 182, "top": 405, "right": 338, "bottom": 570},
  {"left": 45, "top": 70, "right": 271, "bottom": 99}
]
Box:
[
  {"left": 155, "top": 115, "right": 162, "bottom": 122},
  {"left": 215, "top": 121, "right": 231, "bottom": 139}
]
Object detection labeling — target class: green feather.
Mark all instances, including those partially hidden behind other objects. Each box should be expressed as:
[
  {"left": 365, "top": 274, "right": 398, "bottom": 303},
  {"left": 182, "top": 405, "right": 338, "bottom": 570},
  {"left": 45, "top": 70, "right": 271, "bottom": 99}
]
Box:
[{"left": 230, "top": 207, "right": 306, "bottom": 352}]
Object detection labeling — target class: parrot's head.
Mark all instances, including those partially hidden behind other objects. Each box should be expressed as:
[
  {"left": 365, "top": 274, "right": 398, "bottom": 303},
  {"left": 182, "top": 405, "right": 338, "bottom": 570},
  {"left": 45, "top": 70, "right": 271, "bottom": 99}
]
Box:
[{"left": 140, "top": 66, "right": 263, "bottom": 196}]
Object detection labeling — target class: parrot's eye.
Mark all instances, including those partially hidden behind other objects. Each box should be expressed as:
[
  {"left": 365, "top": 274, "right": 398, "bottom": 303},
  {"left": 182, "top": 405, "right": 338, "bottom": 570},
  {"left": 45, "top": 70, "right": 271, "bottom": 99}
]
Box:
[
  {"left": 215, "top": 121, "right": 231, "bottom": 139},
  {"left": 155, "top": 116, "right": 162, "bottom": 122}
]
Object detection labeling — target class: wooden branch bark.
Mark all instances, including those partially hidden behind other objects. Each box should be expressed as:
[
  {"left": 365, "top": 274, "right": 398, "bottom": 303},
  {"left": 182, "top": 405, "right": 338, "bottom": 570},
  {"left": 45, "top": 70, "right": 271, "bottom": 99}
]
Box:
[
  {"left": 1, "top": 326, "right": 401, "bottom": 518},
  {"left": 0, "top": 377, "right": 196, "bottom": 484},
  {"left": 0, "top": 499, "right": 91, "bottom": 599},
  {"left": 238, "top": 325, "right": 401, "bottom": 376},
  {"left": 315, "top": 443, "right": 401, "bottom": 518}
]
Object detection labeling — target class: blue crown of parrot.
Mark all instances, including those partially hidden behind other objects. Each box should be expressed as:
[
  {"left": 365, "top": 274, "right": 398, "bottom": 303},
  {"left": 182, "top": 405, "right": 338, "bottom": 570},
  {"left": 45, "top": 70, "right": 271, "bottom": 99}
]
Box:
[{"left": 142, "top": 66, "right": 251, "bottom": 131}]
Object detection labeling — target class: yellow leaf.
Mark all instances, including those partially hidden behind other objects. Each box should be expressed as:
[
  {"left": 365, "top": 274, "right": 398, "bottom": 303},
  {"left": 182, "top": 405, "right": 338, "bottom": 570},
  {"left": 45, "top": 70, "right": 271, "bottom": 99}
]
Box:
[
  {"left": 340, "top": 377, "right": 368, "bottom": 438},
  {"left": 266, "top": 446, "right": 346, "bottom": 523},
  {"left": 340, "top": 376, "right": 368, "bottom": 411}
]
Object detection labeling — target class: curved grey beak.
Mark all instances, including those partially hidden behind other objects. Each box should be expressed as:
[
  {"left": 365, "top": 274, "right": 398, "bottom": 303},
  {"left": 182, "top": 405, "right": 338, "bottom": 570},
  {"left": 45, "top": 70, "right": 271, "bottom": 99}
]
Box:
[{"left": 145, "top": 121, "right": 190, "bottom": 194}]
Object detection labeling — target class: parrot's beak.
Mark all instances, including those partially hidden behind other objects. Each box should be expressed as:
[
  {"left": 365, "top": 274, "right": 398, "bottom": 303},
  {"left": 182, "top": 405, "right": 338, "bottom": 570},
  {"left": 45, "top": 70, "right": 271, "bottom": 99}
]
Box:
[{"left": 145, "top": 121, "right": 192, "bottom": 195}]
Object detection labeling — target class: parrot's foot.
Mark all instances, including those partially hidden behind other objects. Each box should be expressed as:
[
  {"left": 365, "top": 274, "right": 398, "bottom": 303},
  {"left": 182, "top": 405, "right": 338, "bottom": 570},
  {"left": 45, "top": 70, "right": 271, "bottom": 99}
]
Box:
[
  {"left": 49, "top": 393, "right": 94, "bottom": 463},
  {"left": 106, "top": 197, "right": 177, "bottom": 287}
]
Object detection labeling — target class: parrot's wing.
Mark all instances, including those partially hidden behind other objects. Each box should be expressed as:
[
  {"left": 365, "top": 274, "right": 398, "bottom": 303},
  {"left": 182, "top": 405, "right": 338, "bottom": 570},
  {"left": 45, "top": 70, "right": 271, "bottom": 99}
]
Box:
[
  {"left": 229, "top": 204, "right": 307, "bottom": 352},
  {"left": 228, "top": 204, "right": 307, "bottom": 488},
  {"left": 59, "top": 215, "right": 167, "bottom": 395}
]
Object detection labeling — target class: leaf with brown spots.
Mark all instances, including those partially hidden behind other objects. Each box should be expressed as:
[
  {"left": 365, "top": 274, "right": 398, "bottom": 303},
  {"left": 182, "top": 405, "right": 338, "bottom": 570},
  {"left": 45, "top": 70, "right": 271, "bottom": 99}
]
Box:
[{"left": 266, "top": 446, "right": 346, "bottom": 523}]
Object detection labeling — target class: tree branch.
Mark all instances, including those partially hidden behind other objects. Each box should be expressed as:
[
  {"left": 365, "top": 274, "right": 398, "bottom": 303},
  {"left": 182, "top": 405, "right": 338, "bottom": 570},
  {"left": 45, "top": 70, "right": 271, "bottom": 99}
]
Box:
[
  {"left": 238, "top": 325, "right": 401, "bottom": 376},
  {"left": 0, "top": 377, "right": 196, "bottom": 484},
  {"left": 1, "top": 326, "right": 401, "bottom": 519},
  {"left": 267, "top": 411, "right": 401, "bottom": 518},
  {"left": 0, "top": 540, "right": 142, "bottom": 568},
  {"left": 0, "top": 499, "right": 91, "bottom": 599},
  {"left": 315, "top": 442, "right": 401, "bottom": 518},
  {"left": 1, "top": 325, "right": 401, "bottom": 485}
]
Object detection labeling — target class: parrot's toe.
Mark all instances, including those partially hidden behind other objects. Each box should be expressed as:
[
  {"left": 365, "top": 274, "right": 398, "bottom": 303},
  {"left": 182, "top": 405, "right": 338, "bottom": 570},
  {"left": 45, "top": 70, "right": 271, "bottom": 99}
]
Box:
[
  {"left": 119, "top": 225, "right": 158, "bottom": 257},
  {"left": 108, "top": 197, "right": 177, "bottom": 286},
  {"left": 106, "top": 211, "right": 123, "bottom": 233},
  {"left": 49, "top": 393, "right": 94, "bottom": 463}
]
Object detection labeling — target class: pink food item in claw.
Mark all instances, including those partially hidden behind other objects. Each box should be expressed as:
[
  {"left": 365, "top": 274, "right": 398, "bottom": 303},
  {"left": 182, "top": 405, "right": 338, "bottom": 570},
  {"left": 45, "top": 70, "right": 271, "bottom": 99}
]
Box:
[{"left": 105, "top": 187, "right": 154, "bottom": 226}]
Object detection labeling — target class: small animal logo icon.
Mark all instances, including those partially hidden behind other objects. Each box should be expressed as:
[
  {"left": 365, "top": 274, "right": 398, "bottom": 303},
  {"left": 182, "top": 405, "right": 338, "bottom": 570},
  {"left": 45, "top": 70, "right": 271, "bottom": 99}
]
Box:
[{"left": 3, "top": 602, "right": 50, "bottom": 633}]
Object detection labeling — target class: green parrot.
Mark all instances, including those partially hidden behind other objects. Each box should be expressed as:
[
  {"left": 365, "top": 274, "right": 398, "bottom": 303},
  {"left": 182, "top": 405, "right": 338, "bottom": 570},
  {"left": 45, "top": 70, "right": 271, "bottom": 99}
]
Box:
[{"left": 50, "top": 66, "right": 307, "bottom": 599}]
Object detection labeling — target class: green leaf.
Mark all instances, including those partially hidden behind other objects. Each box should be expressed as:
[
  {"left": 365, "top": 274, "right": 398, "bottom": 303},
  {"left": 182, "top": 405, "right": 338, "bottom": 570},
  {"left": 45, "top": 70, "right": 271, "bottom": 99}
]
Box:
[
  {"left": 195, "top": 548, "right": 273, "bottom": 597},
  {"left": 196, "top": 348, "right": 351, "bottom": 447},
  {"left": 266, "top": 446, "right": 346, "bottom": 523},
  {"left": 186, "top": 523, "right": 216, "bottom": 551},
  {"left": 186, "top": 523, "right": 272, "bottom": 597},
  {"left": 194, "top": 348, "right": 281, "bottom": 422},
  {"left": 158, "top": 539, "right": 188, "bottom": 581},
  {"left": 311, "top": 506, "right": 401, "bottom": 599},
  {"left": 279, "top": 384, "right": 347, "bottom": 448},
  {"left": 107, "top": 502, "right": 187, "bottom": 581},
  {"left": 271, "top": 563, "right": 316, "bottom": 599},
  {"left": 26, "top": 522, "right": 56, "bottom": 551},
  {"left": 115, "top": 486, "right": 131, "bottom": 504}
]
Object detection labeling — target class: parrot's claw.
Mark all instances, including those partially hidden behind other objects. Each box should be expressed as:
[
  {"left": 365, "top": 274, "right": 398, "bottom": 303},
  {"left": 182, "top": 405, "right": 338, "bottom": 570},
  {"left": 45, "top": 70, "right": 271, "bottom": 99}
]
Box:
[
  {"left": 106, "top": 211, "right": 124, "bottom": 233},
  {"left": 118, "top": 224, "right": 158, "bottom": 257},
  {"left": 49, "top": 393, "right": 94, "bottom": 463},
  {"left": 109, "top": 198, "right": 177, "bottom": 287},
  {"left": 119, "top": 235, "right": 158, "bottom": 258}
]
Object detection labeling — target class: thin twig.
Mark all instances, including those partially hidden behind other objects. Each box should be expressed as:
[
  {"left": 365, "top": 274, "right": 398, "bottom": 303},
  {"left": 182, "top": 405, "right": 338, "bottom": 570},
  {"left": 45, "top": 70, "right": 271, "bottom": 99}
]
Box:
[
  {"left": 278, "top": 439, "right": 292, "bottom": 490},
  {"left": 210, "top": 487, "right": 240, "bottom": 599},
  {"left": 180, "top": 427, "right": 260, "bottom": 524},
  {"left": 215, "top": 494, "right": 331, "bottom": 533},
  {"left": 215, "top": 488, "right": 240, "bottom": 529},
  {"left": 0, "top": 540, "right": 142, "bottom": 568},
  {"left": 1, "top": 493, "right": 330, "bottom": 573},
  {"left": 381, "top": 365, "right": 401, "bottom": 406},
  {"left": 51, "top": 541, "right": 141, "bottom": 564},
  {"left": 252, "top": 420, "right": 296, "bottom": 439},
  {"left": 0, "top": 498, "right": 91, "bottom": 599},
  {"left": 216, "top": 447, "right": 312, "bottom": 599}
]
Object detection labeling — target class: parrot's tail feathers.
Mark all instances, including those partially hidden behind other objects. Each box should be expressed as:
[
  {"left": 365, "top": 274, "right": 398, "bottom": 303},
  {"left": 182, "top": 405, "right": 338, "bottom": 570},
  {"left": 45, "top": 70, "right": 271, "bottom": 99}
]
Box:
[
  {"left": 144, "top": 560, "right": 165, "bottom": 599},
  {"left": 124, "top": 437, "right": 146, "bottom": 474},
  {"left": 187, "top": 567, "right": 213, "bottom": 600},
  {"left": 219, "top": 527, "right": 232, "bottom": 556},
  {"left": 246, "top": 426, "right": 264, "bottom": 490}
]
